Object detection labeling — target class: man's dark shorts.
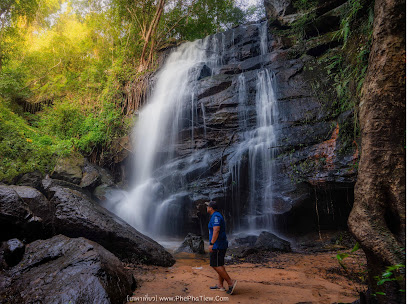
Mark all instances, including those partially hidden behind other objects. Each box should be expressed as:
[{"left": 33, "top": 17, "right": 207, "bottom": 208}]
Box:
[{"left": 210, "top": 249, "right": 227, "bottom": 267}]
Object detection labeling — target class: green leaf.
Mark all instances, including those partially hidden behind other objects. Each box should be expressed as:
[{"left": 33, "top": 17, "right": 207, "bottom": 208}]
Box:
[
  {"left": 351, "top": 242, "right": 360, "bottom": 253},
  {"left": 382, "top": 271, "right": 393, "bottom": 278},
  {"left": 336, "top": 253, "right": 349, "bottom": 262}
]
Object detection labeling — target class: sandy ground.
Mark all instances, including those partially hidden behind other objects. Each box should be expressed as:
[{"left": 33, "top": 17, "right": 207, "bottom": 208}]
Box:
[{"left": 126, "top": 251, "right": 366, "bottom": 304}]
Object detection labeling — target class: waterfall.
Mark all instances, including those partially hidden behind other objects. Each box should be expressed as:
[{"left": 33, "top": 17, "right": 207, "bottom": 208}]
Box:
[
  {"left": 260, "top": 21, "right": 268, "bottom": 56},
  {"left": 106, "top": 21, "right": 279, "bottom": 239},
  {"left": 228, "top": 20, "right": 280, "bottom": 234},
  {"left": 237, "top": 73, "right": 248, "bottom": 132},
  {"left": 228, "top": 68, "right": 279, "bottom": 233},
  {"left": 247, "top": 69, "right": 279, "bottom": 231},
  {"left": 108, "top": 38, "right": 214, "bottom": 236}
]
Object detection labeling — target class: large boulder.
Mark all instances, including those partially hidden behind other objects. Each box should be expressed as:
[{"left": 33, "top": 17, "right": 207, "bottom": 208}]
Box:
[
  {"left": 175, "top": 233, "right": 205, "bottom": 254},
  {"left": 0, "top": 185, "right": 45, "bottom": 242},
  {"left": 0, "top": 182, "right": 174, "bottom": 267},
  {"left": 80, "top": 162, "right": 101, "bottom": 189},
  {"left": 230, "top": 235, "right": 258, "bottom": 247},
  {"left": 16, "top": 171, "right": 43, "bottom": 191},
  {"left": 50, "top": 155, "right": 85, "bottom": 184},
  {"left": 1, "top": 235, "right": 135, "bottom": 304},
  {"left": 42, "top": 175, "right": 89, "bottom": 197},
  {"left": 9, "top": 186, "right": 51, "bottom": 223},
  {"left": 47, "top": 185, "right": 175, "bottom": 266},
  {"left": 255, "top": 231, "right": 292, "bottom": 252}
]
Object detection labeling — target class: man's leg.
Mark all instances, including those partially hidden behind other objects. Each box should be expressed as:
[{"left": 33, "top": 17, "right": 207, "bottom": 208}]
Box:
[
  {"left": 212, "top": 266, "right": 233, "bottom": 286},
  {"left": 218, "top": 273, "right": 225, "bottom": 288}
]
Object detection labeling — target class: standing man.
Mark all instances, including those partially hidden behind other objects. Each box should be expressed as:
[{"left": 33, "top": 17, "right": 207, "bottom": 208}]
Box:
[{"left": 206, "top": 201, "right": 237, "bottom": 295}]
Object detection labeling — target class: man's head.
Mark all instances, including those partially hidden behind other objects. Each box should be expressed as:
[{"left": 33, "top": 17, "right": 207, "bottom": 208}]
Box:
[{"left": 205, "top": 201, "right": 218, "bottom": 214}]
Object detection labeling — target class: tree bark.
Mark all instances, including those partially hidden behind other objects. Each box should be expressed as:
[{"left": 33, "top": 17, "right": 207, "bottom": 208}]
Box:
[
  {"left": 348, "top": 0, "right": 406, "bottom": 303},
  {"left": 138, "top": 0, "right": 166, "bottom": 71}
]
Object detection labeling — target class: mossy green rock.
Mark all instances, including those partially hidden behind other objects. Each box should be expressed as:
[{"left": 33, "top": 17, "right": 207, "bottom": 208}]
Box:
[{"left": 51, "top": 155, "right": 85, "bottom": 185}]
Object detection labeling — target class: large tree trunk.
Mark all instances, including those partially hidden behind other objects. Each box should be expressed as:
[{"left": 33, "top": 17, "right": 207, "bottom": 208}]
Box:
[{"left": 348, "top": 0, "right": 405, "bottom": 303}]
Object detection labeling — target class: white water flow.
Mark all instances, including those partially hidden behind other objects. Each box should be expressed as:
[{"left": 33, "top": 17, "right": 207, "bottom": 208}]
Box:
[
  {"left": 260, "top": 21, "right": 268, "bottom": 56},
  {"left": 248, "top": 69, "right": 279, "bottom": 231},
  {"left": 229, "top": 68, "right": 279, "bottom": 232},
  {"left": 110, "top": 38, "right": 216, "bottom": 235},
  {"left": 230, "top": 21, "right": 280, "bottom": 233},
  {"left": 238, "top": 73, "right": 248, "bottom": 133}
]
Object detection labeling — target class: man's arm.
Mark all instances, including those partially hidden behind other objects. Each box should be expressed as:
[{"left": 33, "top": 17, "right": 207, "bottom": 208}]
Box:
[
  {"left": 209, "top": 226, "right": 220, "bottom": 252},
  {"left": 211, "top": 226, "right": 220, "bottom": 244}
]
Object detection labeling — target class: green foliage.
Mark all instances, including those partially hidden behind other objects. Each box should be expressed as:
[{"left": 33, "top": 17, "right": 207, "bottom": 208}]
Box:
[
  {"left": 162, "top": 0, "right": 245, "bottom": 41},
  {"left": 0, "top": 100, "right": 72, "bottom": 182},
  {"left": 0, "top": 67, "right": 31, "bottom": 102},
  {"left": 38, "top": 99, "right": 125, "bottom": 155},
  {"left": 0, "top": 0, "right": 250, "bottom": 181},
  {"left": 0, "top": 97, "right": 128, "bottom": 181},
  {"left": 311, "top": 0, "right": 374, "bottom": 154},
  {"left": 374, "top": 264, "right": 405, "bottom": 287},
  {"left": 373, "top": 264, "right": 406, "bottom": 297},
  {"left": 335, "top": 0, "right": 369, "bottom": 45},
  {"left": 336, "top": 242, "right": 361, "bottom": 270}
]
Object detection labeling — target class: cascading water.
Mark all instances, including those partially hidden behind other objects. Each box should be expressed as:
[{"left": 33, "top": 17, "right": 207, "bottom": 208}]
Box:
[
  {"left": 247, "top": 69, "right": 279, "bottom": 231},
  {"left": 107, "top": 21, "right": 281, "bottom": 239},
  {"left": 259, "top": 21, "right": 268, "bottom": 56},
  {"left": 228, "top": 68, "right": 279, "bottom": 233},
  {"left": 228, "top": 20, "right": 280, "bottom": 234},
  {"left": 107, "top": 35, "right": 225, "bottom": 238}
]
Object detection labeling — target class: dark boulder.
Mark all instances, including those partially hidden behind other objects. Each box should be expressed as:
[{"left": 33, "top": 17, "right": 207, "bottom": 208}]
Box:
[
  {"left": 255, "top": 231, "right": 292, "bottom": 252},
  {"left": 230, "top": 235, "right": 258, "bottom": 247},
  {"left": 99, "top": 167, "right": 115, "bottom": 186},
  {"left": 1, "top": 235, "right": 135, "bottom": 304},
  {"left": 42, "top": 175, "right": 89, "bottom": 198},
  {"left": 0, "top": 185, "right": 45, "bottom": 242},
  {"left": 2, "top": 239, "right": 25, "bottom": 267},
  {"left": 0, "top": 182, "right": 173, "bottom": 267},
  {"left": 41, "top": 175, "right": 94, "bottom": 200},
  {"left": 47, "top": 186, "right": 175, "bottom": 266},
  {"left": 175, "top": 233, "right": 205, "bottom": 254},
  {"left": 80, "top": 162, "right": 101, "bottom": 189},
  {"left": 227, "top": 246, "right": 259, "bottom": 258},
  {"left": 79, "top": 162, "right": 116, "bottom": 192},
  {"left": 16, "top": 171, "right": 43, "bottom": 191},
  {"left": 227, "top": 235, "right": 259, "bottom": 258},
  {"left": 10, "top": 186, "right": 51, "bottom": 224}
]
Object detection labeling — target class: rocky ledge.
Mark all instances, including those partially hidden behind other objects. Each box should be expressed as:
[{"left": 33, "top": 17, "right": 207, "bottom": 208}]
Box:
[
  {"left": 0, "top": 160, "right": 175, "bottom": 303},
  {"left": 0, "top": 235, "right": 135, "bottom": 303}
]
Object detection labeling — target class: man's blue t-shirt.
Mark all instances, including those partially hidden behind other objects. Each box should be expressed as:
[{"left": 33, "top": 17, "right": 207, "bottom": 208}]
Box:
[{"left": 208, "top": 211, "right": 228, "bottom": 250}]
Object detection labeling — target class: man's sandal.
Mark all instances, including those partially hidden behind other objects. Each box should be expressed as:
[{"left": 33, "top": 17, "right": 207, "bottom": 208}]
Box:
[
  {"left": 226, "top": 280, "right": 237, "bottom": 295},
  {"left": 209, "top": 285, "right": 226, "bottom": 291}
]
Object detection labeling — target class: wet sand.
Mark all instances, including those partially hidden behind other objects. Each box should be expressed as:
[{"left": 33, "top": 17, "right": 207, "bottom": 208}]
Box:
[{"left": 126, "top": 251, "right": 366, "bottom": 304}]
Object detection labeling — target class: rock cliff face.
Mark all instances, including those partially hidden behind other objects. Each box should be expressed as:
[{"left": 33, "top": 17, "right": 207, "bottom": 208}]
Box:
[
  {"left": 114, "top": 1, "right": 359, "bottom": 239},
  {"left": 184, "top": 24, "right": 356, "bottom": 236}
]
